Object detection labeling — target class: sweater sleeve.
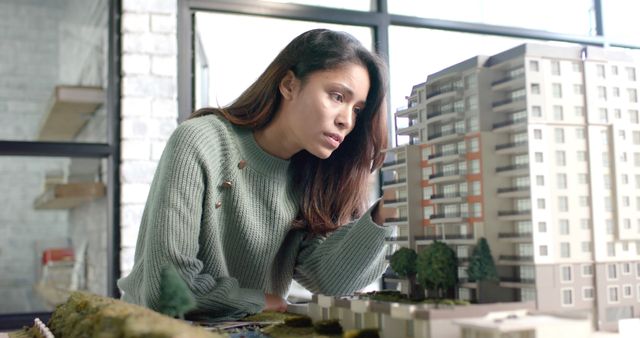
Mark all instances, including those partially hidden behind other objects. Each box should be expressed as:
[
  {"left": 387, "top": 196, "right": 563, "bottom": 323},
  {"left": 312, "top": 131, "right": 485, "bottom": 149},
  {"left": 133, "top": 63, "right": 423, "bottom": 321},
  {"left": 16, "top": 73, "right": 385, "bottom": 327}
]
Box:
[
  {"left": 126, "top": 123, "right": 265, "bottom": 319},
  {"left": 293, "top": 201, "right": 393, "bottom": 295}
]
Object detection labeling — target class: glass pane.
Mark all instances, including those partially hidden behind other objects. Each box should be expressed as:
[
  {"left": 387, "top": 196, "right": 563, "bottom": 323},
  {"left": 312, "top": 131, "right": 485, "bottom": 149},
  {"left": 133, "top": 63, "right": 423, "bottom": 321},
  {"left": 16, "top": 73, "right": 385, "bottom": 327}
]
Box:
[
  {"left": 0, "top": 156, "right": 108, "bottom": 314},
  {"left": 258, "top": 0, "right": 374, "bottom": 12},
  {"left": 603, "top": 0, "right": 640, "bottom": 46},
  {"left": 389, "top": 0, "right": 595, "bottom": 36},
  {"left": 0, "top": 0, "right": 109, "bottom": 143},
  {"left": 194, "top": 12, "right": 373, "bottom": 109}
]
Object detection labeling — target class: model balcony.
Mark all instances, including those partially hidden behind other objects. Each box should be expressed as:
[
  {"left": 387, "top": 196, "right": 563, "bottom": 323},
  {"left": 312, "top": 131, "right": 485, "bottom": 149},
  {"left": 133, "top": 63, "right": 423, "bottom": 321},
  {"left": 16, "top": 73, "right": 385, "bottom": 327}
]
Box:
[
  {"left": 499, "top": 277, "right": 535, "bottom": 288},
  {"left": 415, "top": 233, "right": 474, "bottom": 245},
  {"left": 497, "top": 209, "right": 531, "bottom": 221},
  {"left": 492, "top": 118, "right": 527, "bottom": 133},
  {"left": 397, "top": 122, "right": 421, "bottom": 136},
  {"left": 384, "top": 217, "right": 408, "bottom": 226},
  {"left": 491, "top": 73, "right": 525, "bottom": 91},
  {"left": 381, "top": 159, "right": 406, "bottom": 170},
  {"left": 383, "top": 197, "right": 407, "bottom": 207},
  {"left": 426, "top": 109, "right": 463, "bottom": 123},
  {"left": 384, "top": 236, "right": 409, "bottom": 243},
  {"left": 428, "top": 149, "right": 465, "bottom": 164},
  {"left": 497, "top": 186, "right": 530, "bottom": 198},
  {"left": 414, "top": 234, "right": 439, "bottom": 242},
  {"left": 429, "top": 212, "right": 466, "bottom": 223},
  {"left": 491, "top": 96, "right": 526, "bottom": 113},
  {"left": 426, "top": 130, "right": 465, "bottom": 144},
  {"left": 429, "top": 192, "right": 464, "bottom": 204},
  {"left": 495, "top": 141, "right": 528, "bottom": 155},
  {"left": 498, "top": 255, "right": 534, "bottom": 265},
  {"left": 428, "top": 170, "right": 465, "bottom": 183},
  {"left": 495, "top": 164, "right": 529, "bottom": 177},
  {"left": 382, "top": 178, "right": 407, "bottom": 188},
  {"left": 446, "top": 233, "right": 474, "bottom": 240},
  {"left": 395, "top": 105, "right": 419, "bottom": 118},
  {"left": 425, "top": 86, "right": 463, "bottom": 103},
  {"left": 498, "top": 232, "right": 533, "bottom": 243}
]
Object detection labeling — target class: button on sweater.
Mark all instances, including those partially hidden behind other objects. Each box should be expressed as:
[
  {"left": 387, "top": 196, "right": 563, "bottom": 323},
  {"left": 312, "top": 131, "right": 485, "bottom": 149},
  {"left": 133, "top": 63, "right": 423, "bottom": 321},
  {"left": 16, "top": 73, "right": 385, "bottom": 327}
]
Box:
[{"left": 117, "top": 114, "right": 392, "bottom": 321}]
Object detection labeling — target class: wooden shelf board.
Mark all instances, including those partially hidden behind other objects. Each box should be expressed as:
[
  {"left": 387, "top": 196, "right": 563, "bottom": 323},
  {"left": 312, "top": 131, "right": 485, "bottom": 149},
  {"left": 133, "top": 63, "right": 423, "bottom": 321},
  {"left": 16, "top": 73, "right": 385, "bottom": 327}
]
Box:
[
  {"left": 38, "top": 85, "right": 105, "bottom": 141},
  {"left": 34, "top": 182, "right": 106, "bottom": 210}
]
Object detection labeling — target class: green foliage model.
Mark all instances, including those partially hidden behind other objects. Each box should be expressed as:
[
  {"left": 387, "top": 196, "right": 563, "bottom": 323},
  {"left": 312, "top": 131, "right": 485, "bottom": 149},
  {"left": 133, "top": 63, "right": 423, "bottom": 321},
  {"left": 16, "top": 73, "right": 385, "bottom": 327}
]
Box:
[
  {"left": 390, "top": 247, "right": 417, "bottom": 278},
  {"left": 389, "top": 247, "right": 423, "bottom": 300},
  {"left": 158, "top": 264, "right": 197, "bottom": 319},
  {"left": 416, "top": 241, "right": 458, "bottom": 300},
  {"left": 467, "top": 237, "right": 498, "bottom": 282}
]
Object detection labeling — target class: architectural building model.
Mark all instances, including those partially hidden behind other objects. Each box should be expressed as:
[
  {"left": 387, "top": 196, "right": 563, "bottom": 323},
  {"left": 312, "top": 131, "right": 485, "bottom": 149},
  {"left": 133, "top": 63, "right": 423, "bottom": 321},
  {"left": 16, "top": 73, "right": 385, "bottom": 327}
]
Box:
[{"left": 382, "top": 43, "right": 640, "bottom": 332}]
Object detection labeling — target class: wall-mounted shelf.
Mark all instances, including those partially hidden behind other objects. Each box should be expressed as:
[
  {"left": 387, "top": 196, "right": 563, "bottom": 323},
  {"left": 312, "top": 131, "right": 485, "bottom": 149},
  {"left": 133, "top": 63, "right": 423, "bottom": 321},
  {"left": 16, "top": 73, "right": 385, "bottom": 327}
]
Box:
[
  {"left": 38, "top": 85, "right": 105, "bottom": 141},
  {"left": 34, "top": 182, "right": 106, "bottom": 210}
]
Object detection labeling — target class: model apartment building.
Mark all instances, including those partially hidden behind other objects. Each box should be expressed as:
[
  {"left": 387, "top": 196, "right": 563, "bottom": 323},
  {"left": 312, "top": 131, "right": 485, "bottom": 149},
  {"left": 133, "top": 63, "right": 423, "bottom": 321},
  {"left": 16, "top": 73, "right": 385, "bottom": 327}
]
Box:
[{"left": 383, "top": 43, "right": 640, "bottom": 331}]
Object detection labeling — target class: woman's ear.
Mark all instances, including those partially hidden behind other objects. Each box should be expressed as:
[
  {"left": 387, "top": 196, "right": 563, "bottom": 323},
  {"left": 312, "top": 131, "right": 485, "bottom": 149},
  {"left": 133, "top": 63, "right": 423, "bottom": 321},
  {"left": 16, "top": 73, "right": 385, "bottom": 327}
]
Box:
[{"left": 279, "top": 70, "right": 298, "bottom": 100}]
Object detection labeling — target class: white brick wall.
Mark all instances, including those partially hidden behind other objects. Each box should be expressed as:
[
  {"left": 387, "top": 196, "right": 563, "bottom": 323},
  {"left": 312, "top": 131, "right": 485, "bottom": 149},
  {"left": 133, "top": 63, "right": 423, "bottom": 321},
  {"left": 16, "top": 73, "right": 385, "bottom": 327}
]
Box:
[{"left": 119, "top": 0, "right": 179, "bottom": 279}]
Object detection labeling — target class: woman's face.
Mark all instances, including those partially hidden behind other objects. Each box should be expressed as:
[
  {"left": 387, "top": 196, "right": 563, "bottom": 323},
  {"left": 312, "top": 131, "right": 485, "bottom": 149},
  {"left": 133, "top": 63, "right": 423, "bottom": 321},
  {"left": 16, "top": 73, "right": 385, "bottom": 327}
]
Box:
[{"left": 282, "top": 63, "right": 370, "bottom": 159}]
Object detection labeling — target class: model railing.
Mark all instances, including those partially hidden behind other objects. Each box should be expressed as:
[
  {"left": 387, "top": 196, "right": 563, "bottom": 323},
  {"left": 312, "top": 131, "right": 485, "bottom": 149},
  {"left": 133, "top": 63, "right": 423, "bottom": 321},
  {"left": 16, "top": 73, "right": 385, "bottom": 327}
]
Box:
[
  {"left": 384, "top": 198, "right": 407, "bottom": 204},
  {"left": 385, "top": 217, "right": 408, "bottom": 223},
  {"left": 381, "top": 159, "right": 406, "bottom": 168},
  {"left": 499, "top": 255, "right": 533, "bottom": 261},
  {"left": 426, "top": 108, "right": 463, "bottom": 119},
  {"left": 428, "top": 149, "right": 462, "bottom": 160},
  {"left": 430, "top": 213, "right": 467, "bottom": 219},
  {"left": 495, "top": 164, "right": 528, "bottom": 173},
  {"left": 492, "top": 95, "right": 525, "bottom": 108},
  {"left": 429, "top": 170, "right": 465, "bottom": 179},
  {"left": 500, "top": 277, "right": 535, "bottom": 284},
  {"left": 384, "top": 236, "right": 409, "bottom": 242},
  {"left": 426, "top": 85, "right": 462, "bottom": 99},
  {"left": 497, "top": 186, "right": 530, "bottom": 194},
  {"left": 492, "top": 118, "right": 526, "bottom": 129},
  {"left": 491, "top": 73, "right": 525, "bottom": 86},
  {"left": 498, "top": 232, "right": 532, "bottom": 238},
  {"left": 495, "top": 141, "right": 528, "bottom": 151},
  {"left": 427, "top": 129, "right": 464, "bottom": 141},
  {"left": 382, "top": 178, "right": 407, "bottom": 186},
  {"left": 497, "top": 210, "right": 531, "bottom": 216},
  {"left": 430, "top": 192, "right": 463, "bottom": 199}
]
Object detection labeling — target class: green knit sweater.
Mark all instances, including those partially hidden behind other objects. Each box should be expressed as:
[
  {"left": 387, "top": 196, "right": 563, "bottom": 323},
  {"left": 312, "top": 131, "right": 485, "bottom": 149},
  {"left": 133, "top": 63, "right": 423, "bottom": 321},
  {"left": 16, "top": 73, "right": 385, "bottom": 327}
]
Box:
[{"left": 117, "top": 114, "right": 392, "bottom": 320}]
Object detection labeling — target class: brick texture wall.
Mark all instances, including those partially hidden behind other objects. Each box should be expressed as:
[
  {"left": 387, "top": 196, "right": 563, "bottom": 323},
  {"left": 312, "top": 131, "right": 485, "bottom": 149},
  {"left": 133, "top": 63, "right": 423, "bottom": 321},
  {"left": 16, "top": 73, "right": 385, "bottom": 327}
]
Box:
[{"left": 119, "top": 0, "right": 178, "bottom": 278}]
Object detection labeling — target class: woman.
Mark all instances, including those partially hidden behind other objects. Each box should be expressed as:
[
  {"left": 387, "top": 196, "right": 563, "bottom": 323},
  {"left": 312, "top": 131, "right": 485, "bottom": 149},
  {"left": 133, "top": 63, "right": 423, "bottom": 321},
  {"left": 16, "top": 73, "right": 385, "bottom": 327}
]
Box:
[{"left": 118, "top": 28, "right": 394, "bottom": 321}]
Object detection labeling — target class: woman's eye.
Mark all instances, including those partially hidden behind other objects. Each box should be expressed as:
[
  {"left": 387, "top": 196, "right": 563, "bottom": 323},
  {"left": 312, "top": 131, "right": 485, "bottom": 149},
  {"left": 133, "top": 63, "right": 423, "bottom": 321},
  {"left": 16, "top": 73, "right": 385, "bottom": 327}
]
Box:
[
  {"left": 353, "top": 107, "right": 363, "bottom": 115},
  {"left": 330, "top": 92, "right": 344, "bottom": 102}
]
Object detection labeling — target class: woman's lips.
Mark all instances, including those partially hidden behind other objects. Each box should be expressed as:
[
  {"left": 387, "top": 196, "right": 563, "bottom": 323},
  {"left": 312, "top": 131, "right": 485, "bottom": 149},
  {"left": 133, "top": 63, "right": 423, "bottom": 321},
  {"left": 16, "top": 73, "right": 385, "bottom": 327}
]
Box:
[{"left": 324, "top": 133, "right": 342, "bottom": 148}]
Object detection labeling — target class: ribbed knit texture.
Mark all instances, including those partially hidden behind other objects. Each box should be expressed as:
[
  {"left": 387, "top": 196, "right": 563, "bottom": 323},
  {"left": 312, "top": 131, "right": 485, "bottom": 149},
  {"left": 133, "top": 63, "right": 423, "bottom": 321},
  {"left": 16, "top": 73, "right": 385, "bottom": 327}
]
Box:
[{"left": 117, "top": 114, "right": 392, "bottom": 321}]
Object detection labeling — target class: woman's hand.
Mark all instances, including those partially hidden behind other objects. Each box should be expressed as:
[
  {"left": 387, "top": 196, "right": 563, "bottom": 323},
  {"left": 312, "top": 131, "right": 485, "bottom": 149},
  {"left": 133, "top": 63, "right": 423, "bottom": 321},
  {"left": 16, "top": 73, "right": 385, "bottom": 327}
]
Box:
[
  {"left": 264, "top": 293, "right": 287, "bottom": 312},
  {"left": 372, "top": 199, "right": 398, "bottom": 226}
]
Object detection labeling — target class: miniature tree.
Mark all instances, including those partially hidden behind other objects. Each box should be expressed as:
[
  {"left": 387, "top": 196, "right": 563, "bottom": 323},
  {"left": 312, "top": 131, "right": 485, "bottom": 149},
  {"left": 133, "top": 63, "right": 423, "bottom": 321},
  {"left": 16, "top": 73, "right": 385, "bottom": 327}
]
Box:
[
  {"left": 467, "top": 237, "right": 498, "bottom": 283},
  {"left": 158, "top": 264, "right": 196, "bottom": 319},
  {"left": 416, "top": 241, "right": 458, "bottom": 302},
  {"left": 389, "top": 247, "right": 423, "bottom": 300}
]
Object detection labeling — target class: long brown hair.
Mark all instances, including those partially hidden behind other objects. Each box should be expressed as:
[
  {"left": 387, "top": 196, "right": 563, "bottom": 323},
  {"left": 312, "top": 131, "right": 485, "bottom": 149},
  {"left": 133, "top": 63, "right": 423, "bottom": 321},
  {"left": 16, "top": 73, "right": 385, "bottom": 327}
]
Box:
[{"left": 191, "top": 29, "right": 388, "bottom": 235}]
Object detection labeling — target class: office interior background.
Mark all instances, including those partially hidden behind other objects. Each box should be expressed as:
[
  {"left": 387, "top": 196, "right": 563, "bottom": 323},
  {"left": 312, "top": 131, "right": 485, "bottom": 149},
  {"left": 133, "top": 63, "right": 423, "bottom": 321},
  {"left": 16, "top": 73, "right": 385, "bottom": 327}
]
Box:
[{"left": 0, "top": 0, "right": 639, "bottom": 331}]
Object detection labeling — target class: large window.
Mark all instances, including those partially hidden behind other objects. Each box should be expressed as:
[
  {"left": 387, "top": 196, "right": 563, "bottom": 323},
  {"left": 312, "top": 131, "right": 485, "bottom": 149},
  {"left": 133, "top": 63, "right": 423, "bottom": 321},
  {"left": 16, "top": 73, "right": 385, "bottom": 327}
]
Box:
[
  {"left": 0, "top": 0, "right": 118, "bottom": 326},
  {"left": 194, "top": 12, "right": 372, "bottom": 110}
]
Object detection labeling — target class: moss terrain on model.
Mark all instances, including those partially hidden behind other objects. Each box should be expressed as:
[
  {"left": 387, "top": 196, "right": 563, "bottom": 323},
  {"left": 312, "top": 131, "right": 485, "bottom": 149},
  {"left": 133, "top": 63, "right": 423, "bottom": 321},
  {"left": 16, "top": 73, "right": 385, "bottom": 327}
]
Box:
[{"left": 10, "top": 292, "right": 223, "bottom": 338}]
